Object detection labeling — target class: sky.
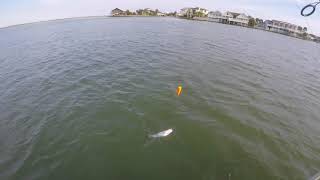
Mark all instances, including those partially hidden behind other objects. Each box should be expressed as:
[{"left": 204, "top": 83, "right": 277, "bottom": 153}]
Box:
[{"left": 1, "top": 0, "right": 320, "bottom": 35}]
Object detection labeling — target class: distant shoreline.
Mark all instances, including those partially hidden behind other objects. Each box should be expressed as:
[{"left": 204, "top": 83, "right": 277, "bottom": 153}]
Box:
[
  {"left": 110, "top": 15, "right": 167, "bottom": 17},
  {"left": 184, "top": 17, "right": 319, "bottom": 43},
  {"left": 184, "top": 17, "right": 314, "bottom": 42},
  {"left": 0, "top": 16, "right": 318, "bottom": 43}
]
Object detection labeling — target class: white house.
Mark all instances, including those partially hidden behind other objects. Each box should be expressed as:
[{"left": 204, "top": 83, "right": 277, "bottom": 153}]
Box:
[
  {"left": 179, "top": 8, "right": 192, "bottom": 17},
  {"left": 193, "top": 7, "right": 209, "bottom": 16},
  {"left": 208, "top": 11, "right": 249, "bottom": 26},
  {"left": 265, "top": 20, "right": 305, "bottom": 36},
  {"left": 208, "top": 11, "right": 227, "bottom": 23},
  {"left": 157, "top": 12, "right": 166, "bottom": 16},
  {"left": 228, "top": 13, "right": 249, "bottom": 26},
  {"left": 221, "top": 12, "right": 234, "bottom": 22},
  {"left": 111, "top": 8, "right": 124, "bottom": 16},
  {"left": 208, "top": 11, "right": 222, "bottom": 18},
  {"left": 224, "top": 12, "right": 236, "bottom": 19},
  {"left": 307, "top": 34, "right": 317, "bottom": 41}
]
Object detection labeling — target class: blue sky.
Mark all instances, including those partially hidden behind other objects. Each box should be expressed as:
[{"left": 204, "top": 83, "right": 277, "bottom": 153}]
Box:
[{"left": 1, "top": 0, "right": 320, "bottom": 35}]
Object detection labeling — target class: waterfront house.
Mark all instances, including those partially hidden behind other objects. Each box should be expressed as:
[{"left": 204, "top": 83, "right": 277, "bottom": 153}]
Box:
[
  {"left": 227, "top": 12, "right": 240, "bottom": 18},
  {"left": 307, "top": 34, "right": 317, "bottom": 41},
  {"left": 178, "top": 7, "right": 195, "bottom": 18},
  {"left": 303, "top": 27, "right": 308, "bottom": 33},
  {"left": 193, "top": 7, "right": 209, "bottom": 17},
  {"left": 166, "top": 11, "right": 177, "bottom": 16},
  {"left": 178, "top": 8, "right": 191, "bottom": 17},
  {"left": 207, "top": 11, "right": 249, "bottom": 25},
  {"left": 179, "top": 7, "right": 208, "bottom": 18},
  {"left": 111, "top": 8, "right": 124, "bottom": 16},
  {"left": 208, "top": 11, "right": 222, "bottom": 18},
  {"left": 223, "top": 12, "right": 234, "bottom": 19},
  {"left": 264, "top": 20, "right": 305, "bottom": 36},
  {"left": 208, "top": 11, "right": 228, "bottom": 23},
  {"left": 264, "top": 20, "right": 272, "bottom": 30},
  {"left": 157, "top": 12, "right": 166, "bottom": 16},
  {"left": 228, "top": 13, "right": 249, "bottom": 26},
  {"left": 307, "top": 34, "right": 320, "bottom": 42}
]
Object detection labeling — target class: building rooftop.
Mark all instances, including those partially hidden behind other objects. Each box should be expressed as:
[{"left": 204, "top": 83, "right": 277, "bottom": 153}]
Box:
[
  {"left": 112, "top": 8, "right": 123, "bottom": 11},
  {"left": 227, "top": 12, "right": 241, "bottom": 18}
]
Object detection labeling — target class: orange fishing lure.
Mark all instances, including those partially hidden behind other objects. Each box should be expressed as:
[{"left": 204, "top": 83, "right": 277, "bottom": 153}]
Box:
[{"left": 176, "top": 86, "right": 182, "bottom": 96}]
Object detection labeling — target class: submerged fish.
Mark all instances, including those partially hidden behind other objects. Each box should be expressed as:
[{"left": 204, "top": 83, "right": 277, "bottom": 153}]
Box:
[{"left": 149, "top": 129, "right": 173, "bottom": 138}]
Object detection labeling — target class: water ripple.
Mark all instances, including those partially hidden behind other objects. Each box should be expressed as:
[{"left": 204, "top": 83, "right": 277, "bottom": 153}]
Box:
[{"left": 0, "top": 17, "right": 320, "bottom": 180}]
